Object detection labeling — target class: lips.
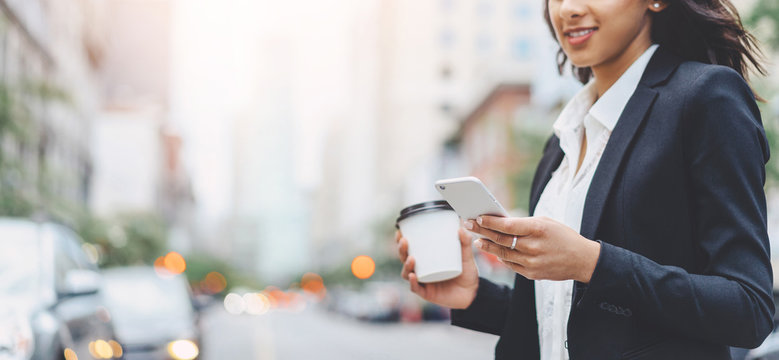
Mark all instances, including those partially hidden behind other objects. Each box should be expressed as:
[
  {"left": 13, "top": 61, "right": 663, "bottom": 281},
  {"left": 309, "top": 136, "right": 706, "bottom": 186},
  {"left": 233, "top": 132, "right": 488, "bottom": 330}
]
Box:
[
  {"left": 564, "top": 27, "right": 597, "bottom": 45},
  {"left": 566, "top": 28, "right": 596, "bottom": 37}
]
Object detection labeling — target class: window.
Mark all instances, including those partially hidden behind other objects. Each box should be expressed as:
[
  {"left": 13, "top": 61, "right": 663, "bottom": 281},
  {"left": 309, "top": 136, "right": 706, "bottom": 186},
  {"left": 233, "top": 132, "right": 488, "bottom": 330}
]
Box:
[
  {"left": 477, "top": 0, "right": 493, "bottom": 18},
  {"left": 511, "top": 37, "right": 532, "bottom": 60},
  {"left": 513, "top": 2, "right": 532, "bottom": 20},
  {"left": 439, "top": 29, "right": 455, "bottom": 49},
  {"left": 440, "top": 0, "right": 455, "bottom": 12},
  {"left": 476, "top": 33, "right": 492, "bottom": 52}
]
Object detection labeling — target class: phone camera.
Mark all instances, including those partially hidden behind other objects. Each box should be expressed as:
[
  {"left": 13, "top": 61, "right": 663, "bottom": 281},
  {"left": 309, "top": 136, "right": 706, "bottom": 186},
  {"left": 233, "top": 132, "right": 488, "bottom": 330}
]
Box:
[{"left": 438, "top": 185, "right": 446, "bottom": 190}]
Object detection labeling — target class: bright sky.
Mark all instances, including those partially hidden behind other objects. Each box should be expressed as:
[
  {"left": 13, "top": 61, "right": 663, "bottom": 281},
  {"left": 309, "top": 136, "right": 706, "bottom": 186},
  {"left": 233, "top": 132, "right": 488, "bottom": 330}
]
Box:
[{"left": 169, "top": 0, "right": 356, "bottom": 229}]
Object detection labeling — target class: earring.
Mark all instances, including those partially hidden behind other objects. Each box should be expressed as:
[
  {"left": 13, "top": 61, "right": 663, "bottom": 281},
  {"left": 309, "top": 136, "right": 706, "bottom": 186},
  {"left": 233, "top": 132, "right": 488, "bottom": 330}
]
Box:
[{"left": 653, "top": 3, "right": 660, "bottom": 8}]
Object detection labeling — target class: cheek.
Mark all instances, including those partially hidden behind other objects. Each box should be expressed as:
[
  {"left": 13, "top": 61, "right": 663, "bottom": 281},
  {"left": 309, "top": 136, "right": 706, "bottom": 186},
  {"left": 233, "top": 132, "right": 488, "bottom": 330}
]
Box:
[{"left": 547, "top": 10, "right": 563, "bottom": 40}]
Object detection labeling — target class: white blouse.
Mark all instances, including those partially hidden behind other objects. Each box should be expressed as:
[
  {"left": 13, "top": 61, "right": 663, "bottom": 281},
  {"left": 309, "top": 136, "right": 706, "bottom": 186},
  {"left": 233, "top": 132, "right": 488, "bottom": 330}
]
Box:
[{"left": 532, "top": 44, "right": 658, "bottom": 360}]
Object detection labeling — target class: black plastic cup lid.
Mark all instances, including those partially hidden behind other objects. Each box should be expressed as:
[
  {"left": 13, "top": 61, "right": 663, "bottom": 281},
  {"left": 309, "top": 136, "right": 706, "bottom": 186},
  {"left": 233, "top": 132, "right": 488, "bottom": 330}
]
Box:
[{"left": 395, "top": 200, "right": 454, "bottom": 228}]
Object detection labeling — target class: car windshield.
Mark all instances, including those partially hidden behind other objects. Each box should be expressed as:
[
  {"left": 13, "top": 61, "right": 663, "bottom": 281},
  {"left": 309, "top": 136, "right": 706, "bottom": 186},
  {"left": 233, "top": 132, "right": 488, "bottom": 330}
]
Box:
[
  {"left": 0, "top": 223, "right": 41, "bottom": 297},
  {"left": 102, "top": 270, "right": 194, "bottom": 327}
]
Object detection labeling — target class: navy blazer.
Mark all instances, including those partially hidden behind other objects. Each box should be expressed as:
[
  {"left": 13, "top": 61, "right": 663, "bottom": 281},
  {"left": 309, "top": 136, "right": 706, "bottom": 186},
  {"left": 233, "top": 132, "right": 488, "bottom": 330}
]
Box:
[{"left": 450, "top": 46, "right": 775, "bottom": 359}]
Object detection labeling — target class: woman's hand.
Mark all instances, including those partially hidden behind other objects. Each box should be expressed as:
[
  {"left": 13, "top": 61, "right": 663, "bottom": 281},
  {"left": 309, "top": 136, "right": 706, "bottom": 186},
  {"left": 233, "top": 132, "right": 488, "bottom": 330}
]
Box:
[
  {"left": 396, "top": 228, "right": 480, "bottom": 310},
  {"left": 465, "top": 216, "right": 601, "bottom": 283}
]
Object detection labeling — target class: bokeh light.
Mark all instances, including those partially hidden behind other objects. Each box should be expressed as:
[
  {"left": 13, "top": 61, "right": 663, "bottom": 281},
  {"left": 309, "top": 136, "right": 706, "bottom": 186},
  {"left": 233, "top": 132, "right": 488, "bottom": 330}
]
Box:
[
  {"left": 244, "top": 293, "right": 270, "bottom": 315},
  {"left": 163, "top": 252, "right": 187, "bottom": 274},
  {"left": 261, "top": 290, "right": 279, "bottom": 309},
  {"left": 64, "top": 348, "right": 78, "bottom": 360},
  {"left": 88, "top": 341, "right": 98, "bottom": 358},
  {"left": 153, "top": 256, "right": 171, "bottom": 277},
  {"left": 81, "top": 243, "right": 99, "bottom": 264},
  {"left": 269, "top": 289, "right": 289, "bottom": 308},
  {"left": 167, "top": 340, "right": 199, "bottom": 360},
  {"left": 223, "top": 293, "right": 246, "bottom": 315},
  {"left": 301, "top": 272, "right": 324, "bottom": 293},
  {"left": 94, "top": 339, "right": 113, "bottom": 359},
  {"left": 108, "top": 340, "right": 123, "bottom": 358},
  {"left": 202, "top": 271, "right": 227, "bottom": 294},
  {"left": 351, "top": 255, "right": 375, "bottom": 279},
  {"left": 287, "top": 291, "right": 307, "bottom": 313}
]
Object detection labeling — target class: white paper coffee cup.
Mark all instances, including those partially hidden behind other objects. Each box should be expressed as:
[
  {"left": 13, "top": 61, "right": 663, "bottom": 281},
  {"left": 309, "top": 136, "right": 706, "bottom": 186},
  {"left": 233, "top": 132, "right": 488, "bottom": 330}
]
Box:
[{"left": 396, "top": 201, "right": 462, "bottom": 283}]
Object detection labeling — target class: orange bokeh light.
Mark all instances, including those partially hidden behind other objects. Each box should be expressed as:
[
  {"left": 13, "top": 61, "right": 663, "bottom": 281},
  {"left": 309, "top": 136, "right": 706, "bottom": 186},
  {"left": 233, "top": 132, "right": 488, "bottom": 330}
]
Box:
[
  {"left": 202, "top": 272, "right": 227, "bottom": 294},
  {"left": 301, "top": 272, "right": 325, "bottom": 294},
  {"left": 163, "top": 251, "right": 187, "bottom": 274},
  {"left": 351, "top": 255, "right": 375, "bottom": 279},
  {"left": 108, "top": 340, "right": 123, "bottom": 358},
  {"left": 64, "top": 348, "right": 78, "bottom": 360}
]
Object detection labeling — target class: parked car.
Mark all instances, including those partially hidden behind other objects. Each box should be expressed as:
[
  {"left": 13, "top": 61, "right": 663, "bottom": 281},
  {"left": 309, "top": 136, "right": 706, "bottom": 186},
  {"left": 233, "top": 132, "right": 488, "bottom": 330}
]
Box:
[
  {"left": 101, "top": 267, "right": 201, "bottom": 360},
  {"left": 0, "top": 218, "right": 118, "bottom": 360}
]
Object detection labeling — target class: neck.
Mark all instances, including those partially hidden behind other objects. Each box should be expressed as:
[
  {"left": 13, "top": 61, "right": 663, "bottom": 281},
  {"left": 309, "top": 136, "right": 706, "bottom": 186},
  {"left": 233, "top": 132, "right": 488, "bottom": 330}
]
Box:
[{"left": 591, "top": 28, "right": 653, "bottom": 98}]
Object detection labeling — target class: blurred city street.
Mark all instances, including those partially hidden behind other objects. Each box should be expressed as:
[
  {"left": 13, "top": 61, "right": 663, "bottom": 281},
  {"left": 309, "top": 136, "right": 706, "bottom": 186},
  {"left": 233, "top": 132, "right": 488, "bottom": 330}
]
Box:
[
  {"left": 199, "top": 304, "right": 496, "bottom": 360},
  {"left": 1, "top": 0, "right": 778, "bottom": 359}
]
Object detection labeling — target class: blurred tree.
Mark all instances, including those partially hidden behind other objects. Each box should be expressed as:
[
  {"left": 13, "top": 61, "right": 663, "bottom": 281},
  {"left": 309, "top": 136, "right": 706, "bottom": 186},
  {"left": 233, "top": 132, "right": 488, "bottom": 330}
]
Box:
[
  {"left": 77, "top": 212, "right": 168, "bottom": 268},
  {"left": 508, "top": 125, "right": 550, "bottom": 213},
  {"left": 746, "top": 0, "right": 779, "bottom": 49},
  {"left": 184, "top": 252, "right": 263, "bottom": 295},
  {"left": 746, "top": 1, "right": 779, "bottom": 188},
  {"left": 0, "top": 79, "right": 73, "bottom": 220}
]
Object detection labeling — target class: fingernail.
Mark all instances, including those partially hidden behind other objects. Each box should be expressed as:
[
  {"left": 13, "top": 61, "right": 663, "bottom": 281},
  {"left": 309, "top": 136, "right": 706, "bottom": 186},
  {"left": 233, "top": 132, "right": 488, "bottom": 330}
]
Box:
[
  {"left": 464, "top": 221, "right": 473, "bottom": 230},
  {"left": 477, "top": 217, "right": 483, "bottom": 225}
]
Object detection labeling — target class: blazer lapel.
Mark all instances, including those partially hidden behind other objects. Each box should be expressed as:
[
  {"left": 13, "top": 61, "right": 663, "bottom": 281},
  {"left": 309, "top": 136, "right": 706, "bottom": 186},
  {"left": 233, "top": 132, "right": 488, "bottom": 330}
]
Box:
[
  {"left": 579, "top": 87, "right": 657, "bottom": 239},
  {"left": 578, "top": 46, "right": 681, "bottom": 240}
]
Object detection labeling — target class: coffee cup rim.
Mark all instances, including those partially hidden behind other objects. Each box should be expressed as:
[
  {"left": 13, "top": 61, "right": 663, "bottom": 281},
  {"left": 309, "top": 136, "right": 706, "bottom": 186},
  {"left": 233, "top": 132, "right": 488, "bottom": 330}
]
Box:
[{"left": 395, "top": 200, "right": 454, "bottom": 228}]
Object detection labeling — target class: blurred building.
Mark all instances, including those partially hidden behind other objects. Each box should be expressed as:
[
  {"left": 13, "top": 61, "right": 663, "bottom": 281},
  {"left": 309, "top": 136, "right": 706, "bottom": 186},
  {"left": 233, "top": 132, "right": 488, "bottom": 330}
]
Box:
[
  {"left": 309, "top": 0, "right": 560, "bottom": 270},
  {"left": 91, "top": 0, "right": 196, "bottom": 252},
  {"left": 0, "top": 0, "right": 106, "bottom": 222},
  {"left": 458, "top": 83, "right": 531, "bottom": 209},
  {"left": 169, "top": 0, "right": 323, "bottom": 284}
]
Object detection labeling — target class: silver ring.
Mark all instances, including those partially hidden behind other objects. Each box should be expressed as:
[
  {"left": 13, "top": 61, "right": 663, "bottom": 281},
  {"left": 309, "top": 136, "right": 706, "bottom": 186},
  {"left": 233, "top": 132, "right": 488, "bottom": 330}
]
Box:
[{"left": 511, "top": 236, "right": 517, "bottom": 250}]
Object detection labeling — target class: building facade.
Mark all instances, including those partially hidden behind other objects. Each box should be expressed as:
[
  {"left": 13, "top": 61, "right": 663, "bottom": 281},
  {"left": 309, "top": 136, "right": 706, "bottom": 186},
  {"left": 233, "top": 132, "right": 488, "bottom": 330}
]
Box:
[{"left": 0, "top": 0, "right": 105, "bottom": 223}]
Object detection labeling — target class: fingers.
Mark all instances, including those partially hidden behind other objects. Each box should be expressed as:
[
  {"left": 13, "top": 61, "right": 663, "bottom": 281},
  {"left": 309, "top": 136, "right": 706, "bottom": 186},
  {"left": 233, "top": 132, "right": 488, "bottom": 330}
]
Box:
[
  {"left": 395, "top": 230, "right": 402, "bottom": 243},
  {"left": 458, "top": 228, "right": 478, "bottom": 256},
  {"left": 498, "top": 258, "right": 533, "bottom": 279},
  {"left": 464, "top": 220, "right": 504, "bottom": 243},
  {"left": 458, "top": 228, "right": 471, "bottom": 247},
  {"left": 476, "top": 238, "right": 530, "bottom": 267},
  {"left": 397, "top": 237, "right": 409, "bottom": 261},
  {"left": 408, "top": 272, "right": 427, "bottom": 297},
  {"left": 466, "top": 220, "right": 522, "bottom": 248},
  {"left": 478, "top": 216, "right": 540, "bottom": 237},
  {"left": 401, "top": 256, "right": 415, "bottom": 280}
]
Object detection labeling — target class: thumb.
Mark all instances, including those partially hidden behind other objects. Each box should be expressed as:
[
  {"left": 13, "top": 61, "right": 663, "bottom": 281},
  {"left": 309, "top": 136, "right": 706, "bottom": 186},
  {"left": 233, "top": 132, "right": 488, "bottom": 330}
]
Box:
[{"left": 458, "top": 228, "right": 475, "bottom": 261}]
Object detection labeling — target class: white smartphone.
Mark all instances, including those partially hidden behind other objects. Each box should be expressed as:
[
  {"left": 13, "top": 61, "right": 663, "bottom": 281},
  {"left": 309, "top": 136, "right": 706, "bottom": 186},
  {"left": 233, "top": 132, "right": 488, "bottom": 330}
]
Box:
[{"left": 434, "top": 176, "right": 509, "bottom": 220}]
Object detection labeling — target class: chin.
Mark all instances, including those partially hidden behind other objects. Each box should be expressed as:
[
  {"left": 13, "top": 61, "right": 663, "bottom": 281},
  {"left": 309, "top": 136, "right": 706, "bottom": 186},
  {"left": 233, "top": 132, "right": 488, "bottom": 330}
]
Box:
[{"left": 566, "top": 56, "right": 595, "bottom": 69}]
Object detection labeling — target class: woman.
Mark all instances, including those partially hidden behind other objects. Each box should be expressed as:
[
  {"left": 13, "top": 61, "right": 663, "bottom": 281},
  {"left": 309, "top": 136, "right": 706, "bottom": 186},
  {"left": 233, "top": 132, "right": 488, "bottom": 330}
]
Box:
[{"left": 395, "top": 0, "right": 774, "bottom": 358}]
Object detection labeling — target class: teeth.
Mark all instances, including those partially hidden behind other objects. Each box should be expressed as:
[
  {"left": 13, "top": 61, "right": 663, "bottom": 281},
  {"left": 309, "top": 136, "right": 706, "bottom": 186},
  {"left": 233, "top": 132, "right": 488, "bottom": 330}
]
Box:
[{"left": 567, "top": 28, "right": 595, "bottom": 37}]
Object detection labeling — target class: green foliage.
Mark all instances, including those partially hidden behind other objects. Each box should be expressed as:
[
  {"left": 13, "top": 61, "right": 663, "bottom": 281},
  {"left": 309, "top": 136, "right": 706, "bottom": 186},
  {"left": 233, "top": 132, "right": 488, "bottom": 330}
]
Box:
[
  {"left": 759, "top": 101, "right": 779, "bottom": 188},
  {"left": 746, "top": 0, "right": 779, "bottom": 49},
  {"left": 0, "top": 79, "right": 71, "bottom": 219},
  {"left": 508, "top": 121, "right": 553, "bottom": 212},
  {"left": 77, "top": 212, "right": 168, "bottom": 268},
  {"left": 317, "top": 254, "right": 401, "bottom": 290},
  {"left": 184, "top": 252, "right": 263, "bottom": 294}
]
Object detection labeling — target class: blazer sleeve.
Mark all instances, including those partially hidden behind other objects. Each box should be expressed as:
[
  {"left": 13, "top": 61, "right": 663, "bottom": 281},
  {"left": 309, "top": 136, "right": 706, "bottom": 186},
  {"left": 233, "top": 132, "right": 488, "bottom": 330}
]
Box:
[
  {"left": 450, "top": 277, "right": 512, "bottom": 335},
  {"left": 576, "top": 66, "right": 774, "bottom": 348}
]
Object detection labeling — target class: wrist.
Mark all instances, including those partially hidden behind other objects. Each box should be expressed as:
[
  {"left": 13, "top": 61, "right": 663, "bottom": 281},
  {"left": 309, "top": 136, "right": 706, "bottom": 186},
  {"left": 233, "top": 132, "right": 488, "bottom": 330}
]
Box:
[
  {"left": 577, "top": 239, "right": 601, "bottom": 283},
  {"left": 458, "top": 279, "right": 480, "bottom": 310}
]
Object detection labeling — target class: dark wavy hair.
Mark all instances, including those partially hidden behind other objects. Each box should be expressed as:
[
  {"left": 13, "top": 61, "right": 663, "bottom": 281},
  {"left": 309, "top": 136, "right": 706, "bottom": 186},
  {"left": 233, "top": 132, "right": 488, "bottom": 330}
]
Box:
[{"left": 543, "top": 0, "right": 766, "bottom": 96}]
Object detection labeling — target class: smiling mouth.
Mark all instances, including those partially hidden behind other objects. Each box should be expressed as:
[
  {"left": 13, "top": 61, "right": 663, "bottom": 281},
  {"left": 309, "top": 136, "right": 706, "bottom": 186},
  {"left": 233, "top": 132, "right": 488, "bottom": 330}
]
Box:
[{"left": 565, "top": 28, "right": 598, "bottom": 38}]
